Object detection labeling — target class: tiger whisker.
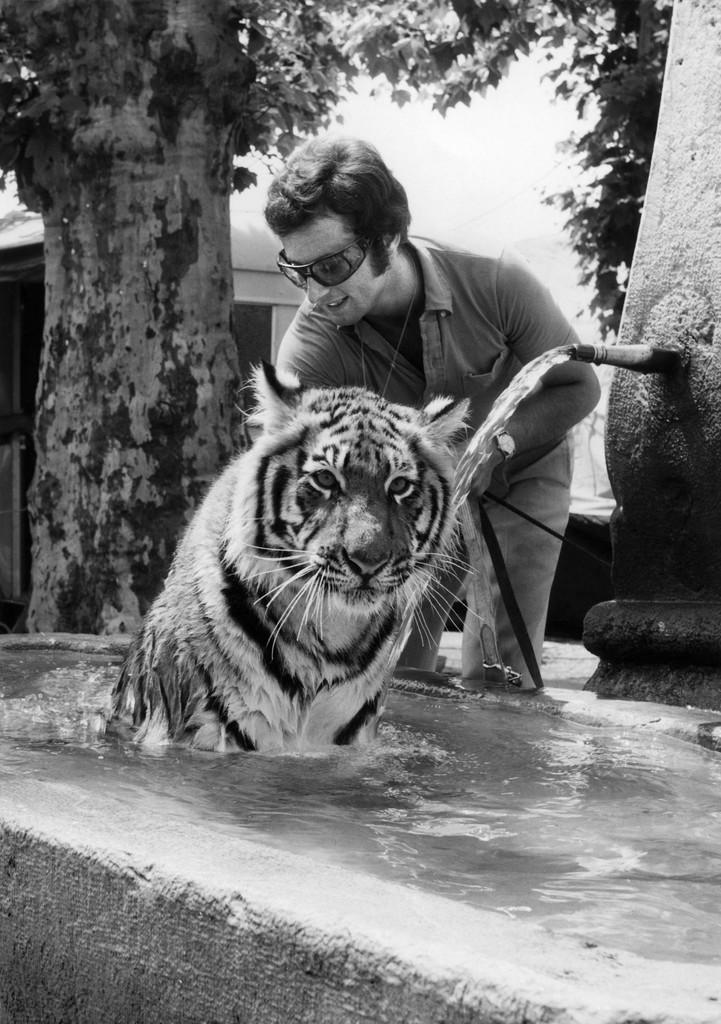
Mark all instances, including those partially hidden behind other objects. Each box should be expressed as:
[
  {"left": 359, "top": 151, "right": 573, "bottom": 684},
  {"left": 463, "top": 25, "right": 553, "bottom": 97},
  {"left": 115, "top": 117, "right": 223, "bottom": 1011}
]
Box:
[
  {"left": 268, "top": 594, "right": 301, "bottom": 655},
  {"left": 254, "top": 568, "right": 312, "bottom": 606},
  {"left": 313, "top": 577, "right": 327, "bottom": 642},
  {"left": 416, "top": 563, "right": 468, "bottom": 605},
  {"left": 299, "top": 570, "right": 326, "bottom": 641},
  {"left": 270, "top": 570, "right": 321, "bottom": 652},
  {"left": 245, "top": 553, "right": 309, "bottom": 569},
  {"left": 259, "top": 563, "right": 317, "bottom": 609},
  {"left": 410, "top": 566, "right": 455, "bottom": 610},
  {"left": 245, "top": 540, "right": 307, "bottom": 554},
  {"left": 224, "top": 548, "right": 308, "bottom": 575},
  {"left": 400, "top": 585, "right": 436, "bottom": 651},
  {"left": 306, "top": 571, "right": 327, "bottom": 637},
  {"left": 416, "top": 566, "right": 486, "bottom": 630},
  {"left": 426, "top": 549, "right": 474, "bottom": 577},
  {"left": 407, "top": 593, "right": 437, "bottom": 649},
  {"left": 244, "top": 560, "right": 310, "bottom": 584},
  {"left": 274, "top": 567, "right": 319, "bottom": 628},
  {"left": 245, "top": 547, "right": 309, "bottom": 563},
  {"left": 405, "top": 564, "right": 489, "bottom": 643},
  {"left": 408, "top": 582, "right": 449, "bottom": 647},
  {"left": 297, "top": 578, "right": 316, "bottom": 638},
  {"left": 420, "top": 560, "right": 489, "bottom": 625}
]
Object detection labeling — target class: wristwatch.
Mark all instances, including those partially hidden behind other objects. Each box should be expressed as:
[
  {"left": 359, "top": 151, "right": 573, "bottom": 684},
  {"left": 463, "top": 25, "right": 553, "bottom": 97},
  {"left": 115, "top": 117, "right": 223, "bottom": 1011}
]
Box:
[{"left": 493, "top": 430, "right": 516, "bottom": 460}]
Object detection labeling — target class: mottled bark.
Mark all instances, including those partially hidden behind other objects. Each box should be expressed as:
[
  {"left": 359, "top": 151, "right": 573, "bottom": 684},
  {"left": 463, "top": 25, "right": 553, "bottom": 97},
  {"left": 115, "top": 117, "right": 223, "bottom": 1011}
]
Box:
[{"left": 3, "top": 0, "right": 253, "bottom": 632}]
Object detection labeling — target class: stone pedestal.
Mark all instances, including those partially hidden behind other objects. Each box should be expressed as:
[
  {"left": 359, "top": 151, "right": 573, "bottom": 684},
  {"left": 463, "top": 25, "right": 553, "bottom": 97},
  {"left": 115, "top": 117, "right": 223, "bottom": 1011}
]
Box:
[{"left": 584, "top": 0, "right": 721, "bottom": 708}]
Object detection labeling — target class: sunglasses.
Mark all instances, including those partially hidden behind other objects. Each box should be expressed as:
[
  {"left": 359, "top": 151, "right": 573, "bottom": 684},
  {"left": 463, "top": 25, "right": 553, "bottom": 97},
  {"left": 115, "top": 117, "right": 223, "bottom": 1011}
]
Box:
[{"left": 276, "top": 237, "right": 371, "bottom": 289}]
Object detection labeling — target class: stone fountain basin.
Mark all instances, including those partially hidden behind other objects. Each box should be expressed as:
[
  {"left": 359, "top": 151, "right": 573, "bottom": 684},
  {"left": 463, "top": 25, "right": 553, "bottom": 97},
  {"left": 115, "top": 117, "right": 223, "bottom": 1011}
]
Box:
[{"left": 1, "top": 634, "right": 720, "bottom": 1024}]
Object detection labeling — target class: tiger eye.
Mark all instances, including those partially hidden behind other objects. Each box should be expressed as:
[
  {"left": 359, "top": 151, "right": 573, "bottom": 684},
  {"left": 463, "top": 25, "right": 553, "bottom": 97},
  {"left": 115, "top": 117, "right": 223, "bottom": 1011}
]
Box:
[
  {"left": 387, "top": 476, "right": 414, "bottom": 499},
  {"left": 311, "top": 468, "right": 338, "bottom": 490}
]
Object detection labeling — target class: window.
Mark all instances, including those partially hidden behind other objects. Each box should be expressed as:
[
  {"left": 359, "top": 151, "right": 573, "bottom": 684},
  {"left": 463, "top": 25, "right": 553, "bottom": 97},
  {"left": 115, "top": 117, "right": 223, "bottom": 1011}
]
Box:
[{"left": 231, "top": 303, "right": 272, "bottom": 386}]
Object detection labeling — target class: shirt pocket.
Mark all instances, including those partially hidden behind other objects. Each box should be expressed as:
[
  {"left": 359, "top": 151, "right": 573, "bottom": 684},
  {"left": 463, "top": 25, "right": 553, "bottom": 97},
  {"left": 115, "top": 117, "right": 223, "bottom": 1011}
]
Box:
[{"left": 461, "top": 351, "right": 515, "bottom": 427}]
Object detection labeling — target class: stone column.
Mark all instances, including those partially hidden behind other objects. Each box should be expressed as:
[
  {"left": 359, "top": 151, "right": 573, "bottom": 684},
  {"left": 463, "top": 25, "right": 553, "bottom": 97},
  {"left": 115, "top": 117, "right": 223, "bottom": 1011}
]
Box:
[{"left": 583, "top": 0, "right": 721, "bottom": 708}]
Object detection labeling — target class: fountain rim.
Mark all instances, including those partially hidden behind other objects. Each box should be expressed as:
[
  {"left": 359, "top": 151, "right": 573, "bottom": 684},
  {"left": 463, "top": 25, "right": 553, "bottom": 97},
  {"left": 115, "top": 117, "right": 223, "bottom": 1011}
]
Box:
[{"left": 1, "top": 754, "right": 721, "bottom": 1024}]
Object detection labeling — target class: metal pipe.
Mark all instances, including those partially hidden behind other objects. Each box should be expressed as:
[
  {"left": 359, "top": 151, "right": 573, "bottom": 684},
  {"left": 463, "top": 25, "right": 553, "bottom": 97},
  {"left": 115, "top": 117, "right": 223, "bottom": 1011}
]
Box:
[{"left": 570, "top": 343, "right": 684, "bottom": 374}]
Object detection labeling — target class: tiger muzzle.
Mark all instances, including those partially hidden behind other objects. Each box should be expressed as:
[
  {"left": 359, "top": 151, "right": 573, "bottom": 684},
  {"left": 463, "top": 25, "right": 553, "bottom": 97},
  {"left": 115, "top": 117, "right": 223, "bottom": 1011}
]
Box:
[{"left": 342, "top": 502, "right": 393, "bottom": 582}]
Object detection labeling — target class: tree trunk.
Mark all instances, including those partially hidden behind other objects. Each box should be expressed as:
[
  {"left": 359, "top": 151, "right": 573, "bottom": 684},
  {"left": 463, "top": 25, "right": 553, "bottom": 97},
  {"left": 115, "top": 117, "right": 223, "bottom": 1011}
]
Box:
[{"left": 7, "top": 0, "right": 253, "bottom": 632}]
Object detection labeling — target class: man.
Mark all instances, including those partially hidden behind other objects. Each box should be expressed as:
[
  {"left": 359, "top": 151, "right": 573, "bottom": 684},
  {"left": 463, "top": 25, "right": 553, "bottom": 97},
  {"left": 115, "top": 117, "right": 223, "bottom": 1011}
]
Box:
[{"left": 264, "top": 135, "right": 600, "bottom": 688}]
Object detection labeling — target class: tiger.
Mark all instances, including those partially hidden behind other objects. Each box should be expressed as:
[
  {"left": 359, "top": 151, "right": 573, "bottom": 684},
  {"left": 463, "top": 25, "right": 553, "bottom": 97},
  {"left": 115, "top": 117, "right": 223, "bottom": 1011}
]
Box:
[{"left": 109, "top": 363, "right": 468, "bottom": 753}]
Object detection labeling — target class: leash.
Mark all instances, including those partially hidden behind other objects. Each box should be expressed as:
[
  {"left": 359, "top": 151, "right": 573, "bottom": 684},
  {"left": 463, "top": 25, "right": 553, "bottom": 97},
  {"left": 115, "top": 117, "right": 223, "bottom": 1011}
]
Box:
[
  {"left": 485, "top": 492, "right": 611, "bottom": 568},
  {"left": 461, "top": 501, "right": 519, "bottom": 687},
  {"left": 477, "top": 503, "right": 545, "bottom": 691}
]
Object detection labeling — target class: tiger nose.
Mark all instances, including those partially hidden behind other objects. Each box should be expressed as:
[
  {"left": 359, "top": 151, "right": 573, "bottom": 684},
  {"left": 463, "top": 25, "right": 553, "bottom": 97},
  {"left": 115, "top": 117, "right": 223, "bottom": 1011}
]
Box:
[{"left": 342, "top": 547, "right": 389, "bottom": 579}]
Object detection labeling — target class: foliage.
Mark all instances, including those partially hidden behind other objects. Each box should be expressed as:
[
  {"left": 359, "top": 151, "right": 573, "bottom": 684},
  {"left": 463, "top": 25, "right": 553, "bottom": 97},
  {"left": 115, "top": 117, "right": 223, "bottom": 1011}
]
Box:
[
  {"left": 0, "top": 0, "right": 672, "bottom": 333},
  {"left": 228, "top": 0, "right": 355, "bottom": 168},
  {"left": 540, "top": 1, "right": 673, "bottom": 338},
  {"left": 335, "top": 0, "right": 583, "bottom": 110},
  {"left": 0, "top": 0, "right": 355, "bottom": 206}
]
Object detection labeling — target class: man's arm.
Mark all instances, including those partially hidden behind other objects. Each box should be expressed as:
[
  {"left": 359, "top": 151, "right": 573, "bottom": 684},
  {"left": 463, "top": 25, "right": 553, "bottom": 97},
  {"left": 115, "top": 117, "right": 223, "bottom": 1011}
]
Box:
[
  {"left": 504, "top": 359, "right": 601, "bottom": 454},
  {"left": 475, "top": 249, "right": 602, "bottom": 485},
  {"left": 497, "top": 248, "right": 600, "bottom": 446}
]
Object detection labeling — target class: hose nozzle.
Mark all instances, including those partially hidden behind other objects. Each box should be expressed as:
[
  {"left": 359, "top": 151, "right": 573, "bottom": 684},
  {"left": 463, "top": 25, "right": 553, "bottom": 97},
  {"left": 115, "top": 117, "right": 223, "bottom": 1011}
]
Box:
[{"left": 570, "top": 343, "right": 683, "bottom": 374}]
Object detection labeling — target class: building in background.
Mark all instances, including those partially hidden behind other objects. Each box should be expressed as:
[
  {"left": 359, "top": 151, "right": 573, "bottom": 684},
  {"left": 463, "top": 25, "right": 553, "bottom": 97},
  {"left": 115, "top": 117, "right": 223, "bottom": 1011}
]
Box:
[
  {"left": 228, "top": 212, "right": 301, "bottom": 380},
  {"left": 0, "top": 211, "right": 43, "bottom": 631}
]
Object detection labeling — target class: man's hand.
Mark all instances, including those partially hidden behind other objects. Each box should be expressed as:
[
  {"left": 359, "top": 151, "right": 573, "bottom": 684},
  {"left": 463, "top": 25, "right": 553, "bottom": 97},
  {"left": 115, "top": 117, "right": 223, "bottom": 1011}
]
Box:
[{"left": 468, "top": 445, "right": 505, "bottom": 499}]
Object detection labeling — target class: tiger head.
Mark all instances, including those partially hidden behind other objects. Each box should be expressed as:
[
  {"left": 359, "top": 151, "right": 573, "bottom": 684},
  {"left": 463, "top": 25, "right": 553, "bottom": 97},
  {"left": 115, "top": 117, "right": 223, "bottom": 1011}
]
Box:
[{"left": 226, "top": 363, "right": 469, "bottom": 610}]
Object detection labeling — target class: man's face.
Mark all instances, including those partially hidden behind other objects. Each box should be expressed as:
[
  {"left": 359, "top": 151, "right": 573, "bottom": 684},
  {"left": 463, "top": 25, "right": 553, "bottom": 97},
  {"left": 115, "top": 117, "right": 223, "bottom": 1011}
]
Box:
[{"left": 279, "top": 213, "right": 396, "bottom": 326}]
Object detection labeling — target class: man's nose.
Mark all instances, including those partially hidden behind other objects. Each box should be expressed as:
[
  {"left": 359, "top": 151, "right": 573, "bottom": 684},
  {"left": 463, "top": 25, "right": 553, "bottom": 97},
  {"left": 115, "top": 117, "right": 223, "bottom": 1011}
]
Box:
[{"left": 306, "top": 277, "right": 331, "bottom": 305}]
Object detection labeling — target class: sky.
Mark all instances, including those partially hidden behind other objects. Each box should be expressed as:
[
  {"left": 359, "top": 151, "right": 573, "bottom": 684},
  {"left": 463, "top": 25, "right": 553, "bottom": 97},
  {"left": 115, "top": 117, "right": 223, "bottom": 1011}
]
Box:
[{"left": 233, "top": 53, "right": 584, "bottom": 248}]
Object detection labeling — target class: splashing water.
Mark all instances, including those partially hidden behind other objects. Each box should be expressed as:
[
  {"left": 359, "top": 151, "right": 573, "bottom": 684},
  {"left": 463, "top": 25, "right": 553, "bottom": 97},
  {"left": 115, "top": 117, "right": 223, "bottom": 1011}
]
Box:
[
  {"left": 451, "top": 345, "right": 576, "bottom": 510},
  {"left": 389, "top": 344, "right": 576, "bottom": 670}
]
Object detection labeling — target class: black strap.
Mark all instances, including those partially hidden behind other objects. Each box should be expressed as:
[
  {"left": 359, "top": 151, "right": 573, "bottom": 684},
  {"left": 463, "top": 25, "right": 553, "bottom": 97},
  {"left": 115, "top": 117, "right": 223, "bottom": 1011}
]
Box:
[
  {"left": 485, "top": 492, "right": 611, "bottom": 568},
  {"left": 478, "top": 502, "right": 544, "bottom": 690}
]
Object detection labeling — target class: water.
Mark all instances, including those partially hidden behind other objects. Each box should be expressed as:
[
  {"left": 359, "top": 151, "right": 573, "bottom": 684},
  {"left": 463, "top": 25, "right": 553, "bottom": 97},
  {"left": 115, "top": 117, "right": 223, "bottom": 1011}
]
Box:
[
  {"left": 451, "top": 344, "right": 576, "bottom": 509},
  {"left": 2, "top": 647, "right": 721, "bottom": 966},
  {"left": 390, "top": 344, "right": 577, "bottom": 664}
]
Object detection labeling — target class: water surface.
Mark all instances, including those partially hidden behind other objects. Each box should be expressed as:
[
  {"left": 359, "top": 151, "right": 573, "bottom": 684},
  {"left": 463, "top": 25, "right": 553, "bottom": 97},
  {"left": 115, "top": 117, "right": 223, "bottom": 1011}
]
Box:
[{"left": 2, "top": 648, "right": 720, "bottom": 965}]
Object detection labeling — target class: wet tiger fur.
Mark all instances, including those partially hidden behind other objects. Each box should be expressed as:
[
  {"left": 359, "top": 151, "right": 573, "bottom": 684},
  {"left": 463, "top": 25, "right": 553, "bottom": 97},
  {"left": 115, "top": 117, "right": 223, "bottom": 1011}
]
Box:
[{"left": 110, "top": 363, "right": 468, "bottom": 753}]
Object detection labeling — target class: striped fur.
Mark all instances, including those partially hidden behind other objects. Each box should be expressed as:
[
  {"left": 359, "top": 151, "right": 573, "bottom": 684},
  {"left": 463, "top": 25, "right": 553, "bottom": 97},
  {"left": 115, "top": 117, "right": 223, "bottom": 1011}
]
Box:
[{"left": 110, "top": 364, "right": 468, "bottom": 753}]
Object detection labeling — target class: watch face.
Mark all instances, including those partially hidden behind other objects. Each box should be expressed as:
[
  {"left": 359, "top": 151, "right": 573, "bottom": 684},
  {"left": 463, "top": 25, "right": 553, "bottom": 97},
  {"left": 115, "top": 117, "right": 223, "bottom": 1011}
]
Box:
[{"left": 496, "top": 432, "right": 515, "bottom": 458}]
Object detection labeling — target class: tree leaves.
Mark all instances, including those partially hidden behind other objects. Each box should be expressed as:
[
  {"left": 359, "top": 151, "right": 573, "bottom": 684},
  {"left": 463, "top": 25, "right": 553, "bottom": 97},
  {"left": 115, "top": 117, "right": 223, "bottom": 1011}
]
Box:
[
  {"left": 541, "top": 0, "right": 672, "bottom": 337},
  {"left": 0, "top": 0, "right": 671, "bottom": 331}
]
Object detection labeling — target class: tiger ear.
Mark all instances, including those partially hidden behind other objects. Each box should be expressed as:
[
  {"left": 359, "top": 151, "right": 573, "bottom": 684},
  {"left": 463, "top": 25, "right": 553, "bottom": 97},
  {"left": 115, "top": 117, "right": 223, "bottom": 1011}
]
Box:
[
  {"left": 248, "top": 361, "right": 303, "bottom": 430},
  {"left": 420, "top": 395, "right": 470, "bottom": 446}
]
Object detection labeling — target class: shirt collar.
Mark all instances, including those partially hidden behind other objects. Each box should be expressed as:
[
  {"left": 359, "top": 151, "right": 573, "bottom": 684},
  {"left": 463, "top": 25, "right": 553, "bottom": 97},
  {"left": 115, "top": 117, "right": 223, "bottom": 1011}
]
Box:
[
  {"left": 407, "top": 236, "right": 453, "bottom": 314},
  {"left": 332, "top": 235, "right": 453, "bottom": 339}
]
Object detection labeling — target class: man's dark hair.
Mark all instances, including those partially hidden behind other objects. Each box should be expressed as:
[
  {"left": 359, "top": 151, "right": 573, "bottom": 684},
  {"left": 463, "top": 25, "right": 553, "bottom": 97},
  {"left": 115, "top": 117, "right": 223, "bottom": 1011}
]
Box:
[{"left": 264, "top": 137, "right": 411, "bottom": 255}]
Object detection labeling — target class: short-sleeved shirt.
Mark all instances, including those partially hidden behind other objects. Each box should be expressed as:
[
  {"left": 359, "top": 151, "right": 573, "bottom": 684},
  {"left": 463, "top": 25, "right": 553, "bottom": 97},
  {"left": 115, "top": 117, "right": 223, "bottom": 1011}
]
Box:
[{"left": 276, "top": 236, "right": 580, "bottom": 477}]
